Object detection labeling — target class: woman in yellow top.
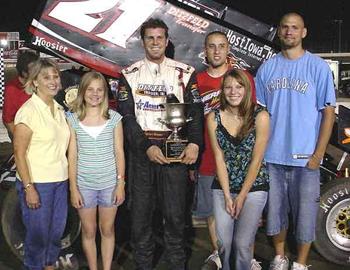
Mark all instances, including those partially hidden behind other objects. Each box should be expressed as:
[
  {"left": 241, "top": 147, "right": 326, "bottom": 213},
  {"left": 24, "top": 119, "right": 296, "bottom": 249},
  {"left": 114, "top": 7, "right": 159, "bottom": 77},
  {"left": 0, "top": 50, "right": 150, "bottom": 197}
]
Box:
[{"left": 13, "top": 58, "right": 70, "bottom": 270}]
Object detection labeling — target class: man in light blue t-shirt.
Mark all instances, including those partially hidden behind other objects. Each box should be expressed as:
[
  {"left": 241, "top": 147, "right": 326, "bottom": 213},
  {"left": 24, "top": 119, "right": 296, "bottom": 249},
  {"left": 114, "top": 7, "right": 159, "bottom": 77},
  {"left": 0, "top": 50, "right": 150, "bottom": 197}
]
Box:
[{"left": 255, "top": 12, "right": 336, "bottom": 270}]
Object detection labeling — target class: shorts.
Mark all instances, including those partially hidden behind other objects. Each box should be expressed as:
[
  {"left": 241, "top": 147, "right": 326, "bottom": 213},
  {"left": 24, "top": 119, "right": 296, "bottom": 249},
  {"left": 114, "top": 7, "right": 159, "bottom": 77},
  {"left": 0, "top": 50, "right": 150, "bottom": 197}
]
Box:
[
  {"left": 192, "top": 175, "right": 215, "bottom": 218},
  {"left": 79, "top": 185, "right": 117, "bottom": 208},
  {"left": 266, "top": 163, "right": 320, "bottom": 243}
]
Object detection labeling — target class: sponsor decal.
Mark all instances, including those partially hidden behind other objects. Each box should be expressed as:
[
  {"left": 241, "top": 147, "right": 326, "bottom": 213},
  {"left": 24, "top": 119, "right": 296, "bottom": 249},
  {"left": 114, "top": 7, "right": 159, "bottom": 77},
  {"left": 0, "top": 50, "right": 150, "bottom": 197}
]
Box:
[
  {"left": 32, "top": 35, "right": 68, "bottom": 53},
  {"left": 124, "top": 67, "right": 139, "bottom": 75},
  {"left": 191, "top": 86, "right": 201, "bottom": 103},
  {"left": 226, "top": 30, "right": 276, "bottom": 62},
  {"left": 3, "top": 50, "right": 18, "bottom": 60},
  {"left": 175, "top": 66, "right": 192, "bottom": 74},
  {"left": 136, "top": 99, "right": 164, "bottom": 111},
  {"left": 201, "top": 89, "right": 221, "bottom": 114},
  {"left": 136, "top": 84, "right": 169, "bottom": 96},
  {"left": 30, "top": 25, "right": 120, "bottom": 77},
  {"left": 118, "top": 87, "right": 128, "bottom": 101},
  {"left": 167, "top": 6, "right": 210, "bottom": 34},
  {"left": 320, "top": 187, "right": 349, "bottom": 213}
]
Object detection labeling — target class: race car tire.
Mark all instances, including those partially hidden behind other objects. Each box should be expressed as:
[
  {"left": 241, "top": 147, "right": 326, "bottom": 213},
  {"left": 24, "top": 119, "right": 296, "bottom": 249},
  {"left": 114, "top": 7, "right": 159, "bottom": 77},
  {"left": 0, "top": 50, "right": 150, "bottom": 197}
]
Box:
[
  {"left": 1, "top": 187, "right": 81, "bottom": 261},
  {"left": 314, "top": 178, "right": 350, "bottom": 266}
]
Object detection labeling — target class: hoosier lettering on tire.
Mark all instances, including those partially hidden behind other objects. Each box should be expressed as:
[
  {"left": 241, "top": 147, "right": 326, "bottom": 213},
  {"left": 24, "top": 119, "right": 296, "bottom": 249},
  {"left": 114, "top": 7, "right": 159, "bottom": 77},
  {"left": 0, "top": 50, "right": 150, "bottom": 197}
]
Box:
[{"left": 314, "top": 178, "right": 350, "bottom": 266}]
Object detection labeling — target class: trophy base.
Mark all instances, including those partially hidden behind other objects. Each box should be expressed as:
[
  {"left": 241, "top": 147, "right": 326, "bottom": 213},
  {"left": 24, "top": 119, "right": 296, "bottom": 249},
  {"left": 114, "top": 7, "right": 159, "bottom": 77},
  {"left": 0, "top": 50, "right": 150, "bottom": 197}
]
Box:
[{"left": 164, "top": 139, "right": 188, "bottom": 162}]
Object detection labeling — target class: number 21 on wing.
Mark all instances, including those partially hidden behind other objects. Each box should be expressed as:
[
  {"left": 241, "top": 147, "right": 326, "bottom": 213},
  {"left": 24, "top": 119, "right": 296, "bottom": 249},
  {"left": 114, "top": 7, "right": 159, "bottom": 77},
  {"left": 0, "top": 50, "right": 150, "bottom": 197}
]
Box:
[{"left": 46, "top": 0, "right": 162, "bottom": 48}]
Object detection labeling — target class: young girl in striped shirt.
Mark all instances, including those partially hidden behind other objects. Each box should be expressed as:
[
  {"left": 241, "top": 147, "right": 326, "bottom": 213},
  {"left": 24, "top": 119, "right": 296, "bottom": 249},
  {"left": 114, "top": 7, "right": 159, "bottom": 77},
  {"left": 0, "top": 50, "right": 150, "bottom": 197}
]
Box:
[{"left": 67, "top": 71, "right": 125, "bottom": 270}]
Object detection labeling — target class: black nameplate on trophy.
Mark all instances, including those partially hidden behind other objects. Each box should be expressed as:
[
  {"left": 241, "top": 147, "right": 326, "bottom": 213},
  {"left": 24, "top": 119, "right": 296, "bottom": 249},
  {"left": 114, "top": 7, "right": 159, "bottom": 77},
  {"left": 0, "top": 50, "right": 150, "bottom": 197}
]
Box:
[{"left": 165, "top": 139, "right": 188, "bottom": 162}]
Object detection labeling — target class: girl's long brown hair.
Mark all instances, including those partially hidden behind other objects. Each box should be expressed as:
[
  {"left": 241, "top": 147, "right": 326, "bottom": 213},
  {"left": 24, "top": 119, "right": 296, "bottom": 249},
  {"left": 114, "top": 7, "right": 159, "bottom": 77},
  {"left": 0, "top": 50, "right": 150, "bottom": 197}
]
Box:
[
  {"left": 219, "top": 69, "right": 255, "bottom": 139},
  {"left": 70, "top": 71, "right": 110, "bottom": 120}
]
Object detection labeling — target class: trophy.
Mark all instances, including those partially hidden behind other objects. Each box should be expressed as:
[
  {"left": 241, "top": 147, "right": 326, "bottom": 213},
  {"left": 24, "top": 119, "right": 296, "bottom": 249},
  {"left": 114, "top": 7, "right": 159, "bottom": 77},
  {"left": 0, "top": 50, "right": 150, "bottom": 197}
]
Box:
[{"left": 158, "top": 103, "right": 192, "bottom": 162}]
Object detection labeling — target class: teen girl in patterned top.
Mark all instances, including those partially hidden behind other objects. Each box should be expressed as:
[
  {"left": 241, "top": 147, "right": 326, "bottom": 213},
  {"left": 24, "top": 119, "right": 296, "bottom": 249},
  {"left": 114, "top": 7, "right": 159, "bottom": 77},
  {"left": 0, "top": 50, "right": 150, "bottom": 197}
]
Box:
[{"left": 207, "top": 69, "right": 269, "bottom": 270}]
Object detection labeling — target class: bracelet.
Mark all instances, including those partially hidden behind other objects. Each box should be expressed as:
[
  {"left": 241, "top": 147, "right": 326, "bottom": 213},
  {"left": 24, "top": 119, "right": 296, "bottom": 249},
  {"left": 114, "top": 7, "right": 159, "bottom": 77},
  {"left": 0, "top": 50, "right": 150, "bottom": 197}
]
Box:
[
  {"left": 24, "top": 183, "right": 33, "bottom": 192},
  {"left": 118, "top": 179, "right": 126, "bottom": 185}
]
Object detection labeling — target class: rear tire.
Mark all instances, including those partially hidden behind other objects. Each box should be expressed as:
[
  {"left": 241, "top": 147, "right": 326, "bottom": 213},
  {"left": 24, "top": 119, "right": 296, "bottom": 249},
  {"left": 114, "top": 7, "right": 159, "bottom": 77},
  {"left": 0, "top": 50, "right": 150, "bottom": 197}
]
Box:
[{"left": 314, "top": 178, "right": 350, "bottom": 266}]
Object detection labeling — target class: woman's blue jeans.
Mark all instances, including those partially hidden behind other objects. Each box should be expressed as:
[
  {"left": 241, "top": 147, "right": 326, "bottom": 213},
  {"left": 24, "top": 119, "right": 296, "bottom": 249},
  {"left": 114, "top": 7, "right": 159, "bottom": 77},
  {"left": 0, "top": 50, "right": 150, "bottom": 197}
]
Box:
[
  {"left": 213, "top": 189, "right": 267, "bottom": 270},
  {"left": 16, "top": 179, "right": 68, "bottom": 270}
]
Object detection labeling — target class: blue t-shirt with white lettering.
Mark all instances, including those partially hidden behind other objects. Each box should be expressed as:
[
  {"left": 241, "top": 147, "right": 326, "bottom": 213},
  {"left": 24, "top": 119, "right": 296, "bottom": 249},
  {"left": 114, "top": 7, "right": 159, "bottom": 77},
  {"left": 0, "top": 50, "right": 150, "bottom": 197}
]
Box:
[{"left": 255, "top": 51, "right": 336, "bottom": 166}]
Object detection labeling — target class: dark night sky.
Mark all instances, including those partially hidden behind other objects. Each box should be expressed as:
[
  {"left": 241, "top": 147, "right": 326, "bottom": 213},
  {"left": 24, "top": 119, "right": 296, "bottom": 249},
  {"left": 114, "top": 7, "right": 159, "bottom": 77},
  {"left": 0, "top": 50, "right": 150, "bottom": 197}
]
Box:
[
  {"left": 0, "top": 0, "right": 349, "bottom": 52},
  {"left": 220, "top": 0, "right": 350, "bottom": 52}
]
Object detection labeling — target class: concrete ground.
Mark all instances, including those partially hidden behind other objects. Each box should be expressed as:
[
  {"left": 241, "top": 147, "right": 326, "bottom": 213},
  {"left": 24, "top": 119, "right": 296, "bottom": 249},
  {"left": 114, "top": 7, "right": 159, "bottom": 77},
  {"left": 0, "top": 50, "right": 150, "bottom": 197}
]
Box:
[{"left": 0, "top": 204, "right": 349, "bottom": 270}]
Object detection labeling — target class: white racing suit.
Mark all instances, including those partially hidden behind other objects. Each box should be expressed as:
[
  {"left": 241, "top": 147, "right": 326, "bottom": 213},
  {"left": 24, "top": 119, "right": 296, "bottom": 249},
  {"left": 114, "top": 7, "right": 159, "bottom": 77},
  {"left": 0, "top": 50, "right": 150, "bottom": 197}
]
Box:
[{"left": 117, "top": 57, "right": 203, "bottom": 270}]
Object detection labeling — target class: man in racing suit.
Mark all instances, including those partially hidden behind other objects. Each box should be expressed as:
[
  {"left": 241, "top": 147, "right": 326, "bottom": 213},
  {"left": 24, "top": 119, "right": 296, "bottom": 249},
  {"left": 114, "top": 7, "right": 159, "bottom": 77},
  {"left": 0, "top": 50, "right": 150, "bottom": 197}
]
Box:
[{"left": 117, "top": 18, "right": 203, "bottom": 270}]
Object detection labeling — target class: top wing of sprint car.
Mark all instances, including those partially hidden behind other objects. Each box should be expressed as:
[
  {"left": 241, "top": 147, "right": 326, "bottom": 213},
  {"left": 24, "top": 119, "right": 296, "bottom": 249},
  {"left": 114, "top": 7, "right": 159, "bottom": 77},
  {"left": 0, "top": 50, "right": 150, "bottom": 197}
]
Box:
[{"left": 26, "top": 0, "right": 280, "bottom": 78}]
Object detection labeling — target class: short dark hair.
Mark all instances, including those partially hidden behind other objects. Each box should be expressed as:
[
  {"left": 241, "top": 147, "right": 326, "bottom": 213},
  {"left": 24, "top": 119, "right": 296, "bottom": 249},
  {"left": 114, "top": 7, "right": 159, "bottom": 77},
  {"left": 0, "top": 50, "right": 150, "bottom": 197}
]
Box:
[
  {"left": 140, "top": 18, "right": 169, "bottom": 40},
  {"left": 279, "top": 12, "right": 306, "bottom": 28},
  {"left": 16, "top": 50, "right": 39, "bottom": 78},
  {"left": 204, "top": 31, "right": 228, "bottom": 46}
]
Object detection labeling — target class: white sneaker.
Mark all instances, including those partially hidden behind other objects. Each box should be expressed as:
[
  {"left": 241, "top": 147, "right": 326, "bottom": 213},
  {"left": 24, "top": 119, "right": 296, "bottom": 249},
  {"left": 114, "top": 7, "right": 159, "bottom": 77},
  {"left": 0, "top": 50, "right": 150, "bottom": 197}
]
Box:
[
  {"left": 269, "top": 255, "right": 289, "bottom": 270},
  {"left": 251, "top": 258, "right": 262, "bottom": 270},
  {"left": 291, "top": 262, "right": 311, "bottom": 270},
  {"left": 53, "top": 253, "right": 79, "bottom": 270},
  {"left": 201, "top": 250, "right": 222, "bottom": 269}
]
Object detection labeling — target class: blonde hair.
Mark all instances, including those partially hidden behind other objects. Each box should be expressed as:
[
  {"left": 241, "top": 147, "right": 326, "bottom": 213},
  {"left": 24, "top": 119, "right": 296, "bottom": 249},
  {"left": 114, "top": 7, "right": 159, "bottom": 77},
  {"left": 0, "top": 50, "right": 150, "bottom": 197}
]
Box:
[
  {"left": 219, "top": 69, "right": 255, "bottom": 139},
  {"left": 24, "top": 58, "right": 60, "bottom": 95},
  {"left": 70, "top": 71, "right": 110, "bottom": 121}
]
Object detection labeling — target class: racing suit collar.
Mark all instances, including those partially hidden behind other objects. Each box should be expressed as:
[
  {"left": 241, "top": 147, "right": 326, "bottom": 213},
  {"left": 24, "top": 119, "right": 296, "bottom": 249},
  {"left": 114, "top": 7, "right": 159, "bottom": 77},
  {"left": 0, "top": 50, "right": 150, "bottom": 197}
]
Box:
[{"left": 144, "top": 57, "right": 168, "bottom": 77}]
